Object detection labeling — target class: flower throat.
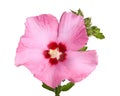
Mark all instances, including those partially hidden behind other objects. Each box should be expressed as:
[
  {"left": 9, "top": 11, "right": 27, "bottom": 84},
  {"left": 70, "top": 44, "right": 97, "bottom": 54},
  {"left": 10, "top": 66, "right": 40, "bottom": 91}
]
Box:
[{"left": 43, "top": 42, "right": 67, "bottom": 65}]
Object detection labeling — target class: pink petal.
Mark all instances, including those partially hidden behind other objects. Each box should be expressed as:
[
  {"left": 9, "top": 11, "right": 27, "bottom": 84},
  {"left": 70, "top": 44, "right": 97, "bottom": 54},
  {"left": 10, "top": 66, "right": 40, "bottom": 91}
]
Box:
[
  {"left": 34, "top": 63, "right": 70, "bottom": 88},
  {"left": 58, "top": 12, "right": 88, "bottom": 51},
  {"left": 24, "top": 14, "right": 58, "bottom": 49},
  {"left": 15, "top": 35, "right": 45, "bottom": 66},
  {"left": 15, "top": 48, "right": 42, "bottom": 66},
  {"left": 15, "top": 47, "right": 49, "bottom": 75},
  {"left": 16, "top": 36, "right": 43, "bottom": 52},
  {"left": 64, "top": 50, "right": 98, "bottom": 82}
]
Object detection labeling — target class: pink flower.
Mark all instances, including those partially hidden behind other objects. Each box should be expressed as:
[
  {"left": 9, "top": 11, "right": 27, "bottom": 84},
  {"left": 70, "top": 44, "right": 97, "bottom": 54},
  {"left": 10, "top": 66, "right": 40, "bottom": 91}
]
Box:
[{"left": 15, "top": 12, "right": 98, "bottom": 88}]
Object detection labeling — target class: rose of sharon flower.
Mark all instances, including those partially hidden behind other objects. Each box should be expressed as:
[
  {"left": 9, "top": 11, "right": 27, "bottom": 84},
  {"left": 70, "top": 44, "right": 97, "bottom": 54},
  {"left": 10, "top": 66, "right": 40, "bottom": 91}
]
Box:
[{"left": 15, "top": 12, "right": 97, "bottom": 88}]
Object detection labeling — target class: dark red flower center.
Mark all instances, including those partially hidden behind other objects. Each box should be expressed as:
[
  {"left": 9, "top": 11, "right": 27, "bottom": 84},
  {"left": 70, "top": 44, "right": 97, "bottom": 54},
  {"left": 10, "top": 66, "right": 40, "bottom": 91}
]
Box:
[{"left": 43, "top": 42, "right": 67, "bottom": 65}]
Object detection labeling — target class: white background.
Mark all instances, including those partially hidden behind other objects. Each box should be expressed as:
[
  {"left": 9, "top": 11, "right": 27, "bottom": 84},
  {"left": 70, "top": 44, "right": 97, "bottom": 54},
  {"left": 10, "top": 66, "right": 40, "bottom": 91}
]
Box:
[{"left": 0, "top": 0, "right": 120, "bottom": 96}]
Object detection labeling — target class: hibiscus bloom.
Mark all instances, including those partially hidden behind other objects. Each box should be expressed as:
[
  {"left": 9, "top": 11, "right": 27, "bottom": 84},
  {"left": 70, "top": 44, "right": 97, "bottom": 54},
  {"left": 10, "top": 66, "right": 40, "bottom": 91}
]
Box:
[{"left": 15, "top": 12, "right": 98, "bottom": 88}]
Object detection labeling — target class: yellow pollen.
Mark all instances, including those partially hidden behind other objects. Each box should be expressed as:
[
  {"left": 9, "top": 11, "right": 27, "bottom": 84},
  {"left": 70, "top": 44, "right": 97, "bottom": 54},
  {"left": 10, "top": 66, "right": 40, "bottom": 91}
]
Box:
[{"left": 48, "top": 48, "right": 62, "bottom": 60}]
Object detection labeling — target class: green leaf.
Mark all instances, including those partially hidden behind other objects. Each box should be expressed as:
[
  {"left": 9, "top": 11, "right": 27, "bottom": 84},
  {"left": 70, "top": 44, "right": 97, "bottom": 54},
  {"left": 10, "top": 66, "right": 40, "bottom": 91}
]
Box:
[
  {"left": 79, "top": 46, "right": 88, "bottom": 51},
  {"left": 42, "top": 83, "right": 54, "bottom": 92},
  {"left": 61, "top": 82, "right": 75, "bottom": 91},
  {"left": 84, "top": 17, "right": 92, "bottom": 27}
]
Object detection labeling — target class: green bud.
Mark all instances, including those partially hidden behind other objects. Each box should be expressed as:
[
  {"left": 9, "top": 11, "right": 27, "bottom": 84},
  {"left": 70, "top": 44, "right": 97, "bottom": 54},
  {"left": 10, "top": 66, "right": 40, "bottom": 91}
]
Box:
[
  {"left": 93, "top": 32, "right": 105, "bottom": 39},
  {"left": 86, "top": 26, "right": 105, "bottom": 39},
  {"left": 71, "top": 10, "right": 77, "bottom": 15},
  {"left": 84, "top": 17, "right": 92, "bottom": 27},
  {"left": 71, "top": 8, "right": 84, "bottom": 17},
  {"left": 71, "top": 9, "right": 105, "bottom": 40},
  {"left": 77, "top": 8, "right": 84, "bottom": 17}
]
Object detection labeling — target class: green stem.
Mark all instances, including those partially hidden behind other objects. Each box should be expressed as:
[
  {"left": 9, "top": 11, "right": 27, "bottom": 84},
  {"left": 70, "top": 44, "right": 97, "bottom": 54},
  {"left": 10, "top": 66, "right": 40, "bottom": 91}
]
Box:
[
  {"left": 55, "top": 93, "right": 60, "bottom": 96},
  {"left": 55, "top": 86, "right": 61, "bottom": 96}
]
